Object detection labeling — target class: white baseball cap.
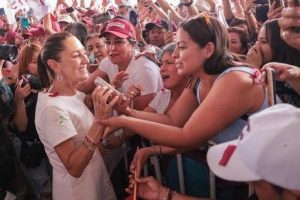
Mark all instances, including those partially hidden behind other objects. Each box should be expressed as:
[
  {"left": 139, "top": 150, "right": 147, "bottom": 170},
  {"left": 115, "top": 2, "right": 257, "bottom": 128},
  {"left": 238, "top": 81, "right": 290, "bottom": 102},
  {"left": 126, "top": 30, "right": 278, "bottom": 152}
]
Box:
[
  {"left": 194, "top": 0, "right": 211, "bottom": 13},
  {"left": 57, "top": 14, "right": 74, "bottom": 24},
  {"left": 207, "top": 104, "right": 300, "bottom": 191}
]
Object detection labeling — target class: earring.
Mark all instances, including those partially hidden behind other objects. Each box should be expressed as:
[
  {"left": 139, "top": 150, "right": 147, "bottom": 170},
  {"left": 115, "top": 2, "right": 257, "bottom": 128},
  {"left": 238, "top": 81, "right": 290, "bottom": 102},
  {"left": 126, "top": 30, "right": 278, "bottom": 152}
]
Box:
[{"left": 56, "top": 73, "right": 63, "bottom": 81}]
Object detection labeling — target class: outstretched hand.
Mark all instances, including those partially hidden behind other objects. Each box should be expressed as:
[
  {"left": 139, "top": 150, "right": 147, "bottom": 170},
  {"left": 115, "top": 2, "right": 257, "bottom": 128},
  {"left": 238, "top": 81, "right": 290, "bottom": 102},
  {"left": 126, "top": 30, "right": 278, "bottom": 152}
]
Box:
[
  {"left": 126, "top": 176, "right": 168, "bottom": 200},
  {"left": 95, "top": 115, "right": 128, "bottom": 138},
  {"left": 261, "top": 62, "right": 300, "bottom": 83},
  {"left": 130, "top": 147, "right": 154, "bottom": 178}
]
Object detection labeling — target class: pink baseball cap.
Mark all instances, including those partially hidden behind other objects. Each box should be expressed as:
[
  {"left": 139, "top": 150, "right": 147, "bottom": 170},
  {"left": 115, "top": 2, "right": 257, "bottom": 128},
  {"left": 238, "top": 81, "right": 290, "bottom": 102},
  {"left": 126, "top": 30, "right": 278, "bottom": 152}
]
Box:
[
  {"left": 5, "top": 31, "right": 16, "bottom": 43},
  {"left": 100, "top": 18, "right": 136, "bottom": 40},
  {"left": 23, "top": 26, "right": 45, "bottom": 38}
]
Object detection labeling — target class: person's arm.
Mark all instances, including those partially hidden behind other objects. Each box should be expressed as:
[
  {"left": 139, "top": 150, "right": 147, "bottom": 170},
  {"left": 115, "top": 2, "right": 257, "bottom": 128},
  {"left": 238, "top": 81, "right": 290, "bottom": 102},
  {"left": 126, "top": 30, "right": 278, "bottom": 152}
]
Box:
[
  {"left": 244, "top": 0, "right": 258, "bottom": 35},
  {"left": 76, "top": 68, "right": 109, "bottom": 94},
  {"left": 145, "top": 0, "right": 169, "bottom": 21},
  {"left": 122, "top": 84, "right": 198, "bottom": 127},
  {"left": 181, "top": 0, "right": 199, "bottom": 18},
  {"left": 262, "top": 62, "right": 300, "bottom": 95},
  {"left": 128, "top": 176, "right": 209, "bottom": 200},
  {"left": 43, "top": 13, "right": 56, "bottom": 36},
  {"left": 222, "top": 0, "right": 235, "bottom": 21},
  {"left": 156, "top": 0, "right": 183, "bottom": 26},
  {"left": 130, "top": 145, "right": 181, "bottom": 177},
  {"left": 53, "top": 87, "right": 118, "bottom": 177},
  {"left": 232, "top": 0, "right": 245, "bottom": 18},
  {"left": 54, "top": 122, "right": 105, "bottom": 177},
  {"left": 13, "top": 81, "right": 31, "bottom": 132},
  {"left": 103, "top": 71, "right": 264, "bottom": 149}
]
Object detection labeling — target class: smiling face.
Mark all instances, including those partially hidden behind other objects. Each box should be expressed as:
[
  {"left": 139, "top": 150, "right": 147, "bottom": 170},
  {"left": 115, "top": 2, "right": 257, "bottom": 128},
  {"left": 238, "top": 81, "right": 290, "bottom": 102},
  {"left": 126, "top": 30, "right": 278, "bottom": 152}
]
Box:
[
  {"left": 173, "top": 27, "right": 207, "bottom": 76},
  {"left": 56, "top": 36, "right": 89, "bottom": 85},
  {"left": 160, "top": 52, "right": 186, "bottom": 90},
  {"left": 86, "top": 36, "right": 107, "bottom": 62},
  {"left": 104, "top": 33, "right": 133, "bottom": 67},
  {"left": 228, "top": 32, "right": 243, "bottom": 54}
]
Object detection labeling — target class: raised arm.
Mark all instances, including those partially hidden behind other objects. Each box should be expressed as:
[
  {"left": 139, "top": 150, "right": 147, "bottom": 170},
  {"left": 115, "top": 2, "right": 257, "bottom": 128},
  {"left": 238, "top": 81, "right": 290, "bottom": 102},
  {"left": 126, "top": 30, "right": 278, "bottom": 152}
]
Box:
[
  {"left": 52, "top": 87, "right": 118, "bottom": 177},
  {"left": 104, "top": 71, "right": 264, "bottom": 149},
  {"left": 13, "top": 80, "right": 31, "bottom": 132}
]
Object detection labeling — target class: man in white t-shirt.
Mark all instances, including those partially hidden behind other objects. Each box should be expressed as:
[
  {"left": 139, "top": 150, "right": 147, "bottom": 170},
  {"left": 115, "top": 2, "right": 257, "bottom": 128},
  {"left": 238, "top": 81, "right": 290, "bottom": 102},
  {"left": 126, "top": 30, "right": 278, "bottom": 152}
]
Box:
[{"left": 77, "top": 18, "right": 162, "bottom": 110}]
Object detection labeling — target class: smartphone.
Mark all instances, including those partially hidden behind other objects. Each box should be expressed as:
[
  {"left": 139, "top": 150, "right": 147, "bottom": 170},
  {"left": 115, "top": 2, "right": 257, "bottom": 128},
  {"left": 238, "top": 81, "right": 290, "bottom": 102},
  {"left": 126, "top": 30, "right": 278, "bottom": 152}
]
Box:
[
  {"left": 93, "top": 12, "right": 112, "bottom": 24},
  {"left": 255, "top": 5, "right": 269, "bottom": 22},
  {"left": 129, "top": 10, "right": 138, "bottom": 26},
  {"left": 66, "top": 7, "right": 75, "bottom": 13},
  {"left": 89, "top": 52, "right": 96, "bottom": 64},
  {"left": 94, "top": 77, "right": 121, "bottom": 95},
  {"left": 21, "top": 17, "right": 30, "bottom": 29},
  {"left": 0, "top": 8, "right": 5, "bottom": 16}
]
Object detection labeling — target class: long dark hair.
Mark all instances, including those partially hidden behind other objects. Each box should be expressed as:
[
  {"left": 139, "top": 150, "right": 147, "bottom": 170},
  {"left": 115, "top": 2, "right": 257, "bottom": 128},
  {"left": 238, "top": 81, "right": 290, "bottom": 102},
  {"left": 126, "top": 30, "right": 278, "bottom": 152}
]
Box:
[
  {"left": 180, "top": 15, "right": 237, "bottom": 75},
  {"left": 265, "top": 20, "right": 300, "bottom": 67},
  {"left": 38, "top": 31, "right": 73, "bottom": 88}
]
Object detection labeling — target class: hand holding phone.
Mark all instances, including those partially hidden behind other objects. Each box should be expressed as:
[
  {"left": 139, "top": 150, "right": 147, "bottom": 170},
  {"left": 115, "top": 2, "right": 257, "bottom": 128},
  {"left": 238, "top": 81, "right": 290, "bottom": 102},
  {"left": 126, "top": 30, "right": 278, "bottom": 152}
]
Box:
[{"left": 94, "top": 77, "right": 121, "bottom": 95}]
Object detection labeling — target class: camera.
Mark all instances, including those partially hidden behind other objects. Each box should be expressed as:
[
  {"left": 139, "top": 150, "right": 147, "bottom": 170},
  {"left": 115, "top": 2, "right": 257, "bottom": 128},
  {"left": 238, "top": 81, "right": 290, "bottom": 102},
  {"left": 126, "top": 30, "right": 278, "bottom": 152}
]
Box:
[
  {"left": 21, "top": 74, "right": 42, "bottom": 91},
  {"left": 92, "top": 12, "right": 113, "bottom": 24},
  {"left": 0, "top": 45, "right": 18, "bottom": 62}
]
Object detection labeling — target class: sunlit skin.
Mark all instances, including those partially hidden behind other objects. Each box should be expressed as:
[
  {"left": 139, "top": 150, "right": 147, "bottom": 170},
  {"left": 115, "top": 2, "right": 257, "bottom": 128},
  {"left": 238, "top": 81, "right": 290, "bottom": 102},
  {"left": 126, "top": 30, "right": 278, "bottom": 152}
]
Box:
[
  {"left": 86, "top": 36, "right": 107, "bottom": 62},
  {"left": 173, "top": 28, "right": 208, "bottom": 77},
  {"left": 255, "top": 26, "right": 273, "bottom": 64},
  {"left": 228, "top": 32, "right": 243, "bottom": 54},
  {"left": 149, "top": 27, "right": 165, "bottom": 48},
  {"left": 160, "top": 52, "right": 187, "bottom": 90},
  {"left": 56, "top": 36, "right": 90, "bottom": 86},
  {"left": 104, "top": 33, "right": 133, "bottom": 69}
]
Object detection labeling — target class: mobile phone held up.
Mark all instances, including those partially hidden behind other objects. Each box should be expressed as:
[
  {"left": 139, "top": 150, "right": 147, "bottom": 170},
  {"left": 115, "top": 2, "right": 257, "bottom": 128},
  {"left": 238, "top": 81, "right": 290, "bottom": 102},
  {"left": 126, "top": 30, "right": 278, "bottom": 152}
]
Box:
[
  {"left": 255, "top": 5, "right": 269, "bottom": 22},
  {"left": 0, "top": 8, "right": 5, "bottom": 16},
  {"left": 94, "top": 77, "right": 121, "bottom": 95},
  {"left": 66, "top": 7, "right": 75, "bottom": 13},
  {"left": 89, "top": 52, "right": 96, "bottom": 64},
  {"left": 93, "top": 12, "right": 113, "bottom": 24},
  {"left": 21, "top": 17, "right": 30, "bottom": 29},
  {"left": 129, "top": 10, "right": 138, "bottom": 26}
]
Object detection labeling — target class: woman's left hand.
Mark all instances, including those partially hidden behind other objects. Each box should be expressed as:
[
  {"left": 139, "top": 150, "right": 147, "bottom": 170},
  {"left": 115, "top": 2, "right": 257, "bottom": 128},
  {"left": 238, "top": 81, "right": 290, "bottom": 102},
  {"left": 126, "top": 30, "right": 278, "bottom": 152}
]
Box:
[{"left": 92, "top": 86, "right": 119, "bottom": 119}]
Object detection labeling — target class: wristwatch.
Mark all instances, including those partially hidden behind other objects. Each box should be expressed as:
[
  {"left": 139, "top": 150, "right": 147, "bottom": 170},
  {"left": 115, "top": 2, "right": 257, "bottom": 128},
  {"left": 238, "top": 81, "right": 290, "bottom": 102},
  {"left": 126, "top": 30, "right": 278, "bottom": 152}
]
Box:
[{"left": 183, "top": 0, "right": 193, "bottom": 7}]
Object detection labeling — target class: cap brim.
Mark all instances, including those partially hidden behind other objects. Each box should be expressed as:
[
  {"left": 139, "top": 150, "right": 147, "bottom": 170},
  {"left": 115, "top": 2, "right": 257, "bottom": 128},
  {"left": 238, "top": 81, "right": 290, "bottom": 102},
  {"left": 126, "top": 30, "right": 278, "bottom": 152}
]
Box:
[
  {"left": 207, "top": 140, "right": 261, "bottom": 182},
  {"left": 145, "top": 23, "right": 162, "bottom": 30},
  {"left": 100, "top": 30, "right": 129, "bottom": 39}
]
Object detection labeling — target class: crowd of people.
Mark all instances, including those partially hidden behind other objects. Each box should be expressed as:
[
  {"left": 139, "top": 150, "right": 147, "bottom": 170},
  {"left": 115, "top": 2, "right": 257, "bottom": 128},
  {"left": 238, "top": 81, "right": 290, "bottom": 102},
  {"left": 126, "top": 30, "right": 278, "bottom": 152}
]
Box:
[{"left": 0, "top": 0, "right": 300, "bottom": 199}]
